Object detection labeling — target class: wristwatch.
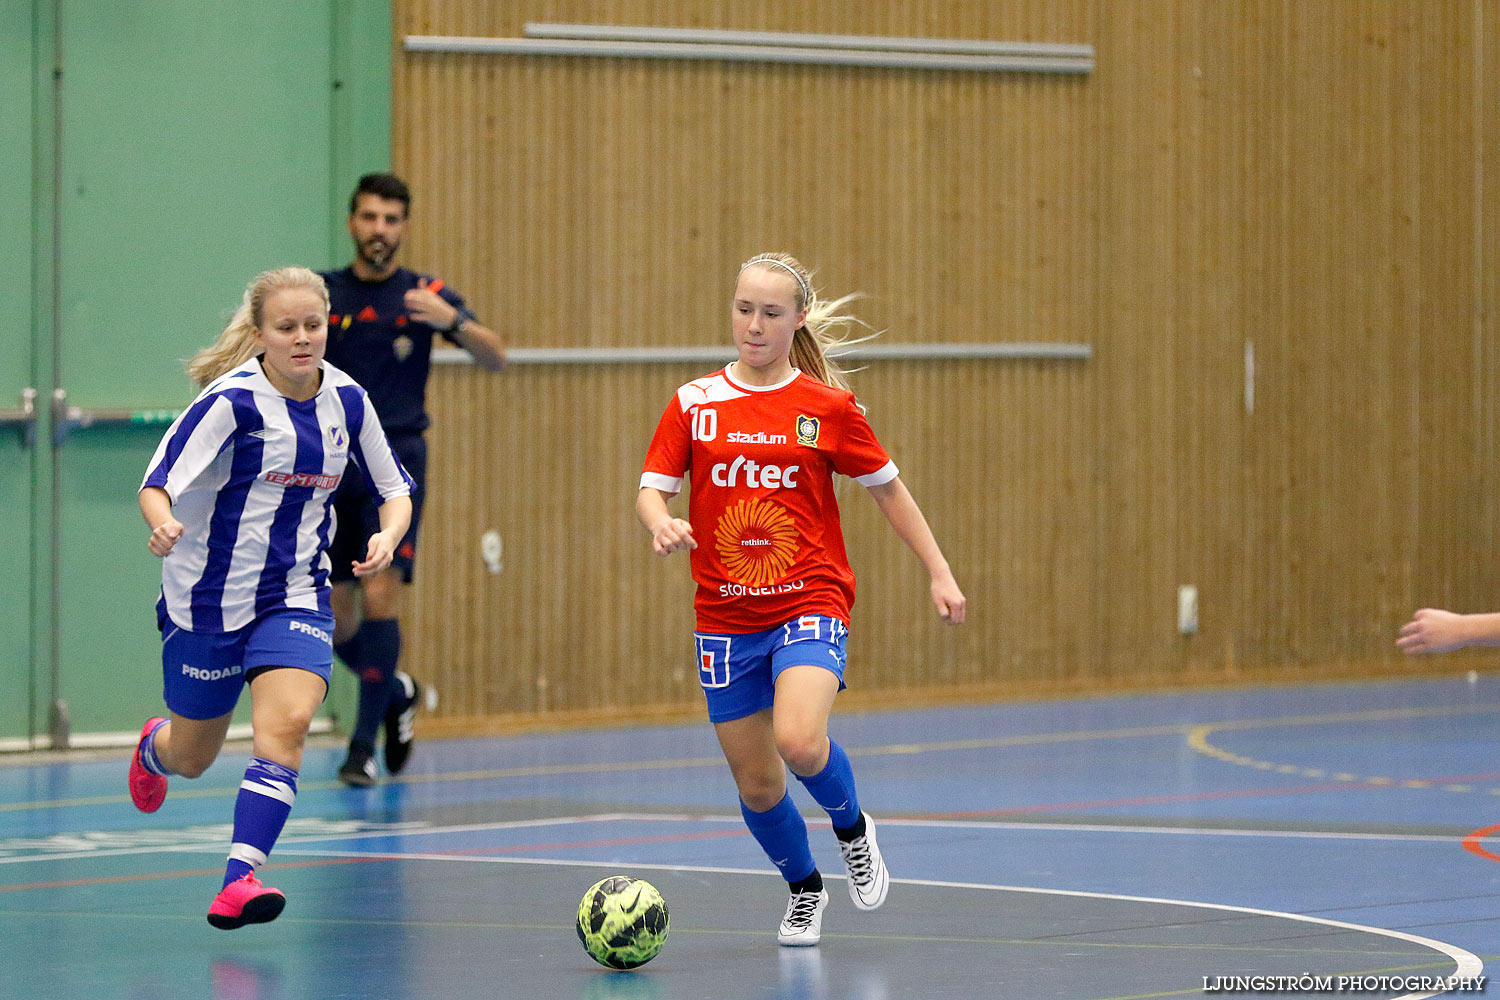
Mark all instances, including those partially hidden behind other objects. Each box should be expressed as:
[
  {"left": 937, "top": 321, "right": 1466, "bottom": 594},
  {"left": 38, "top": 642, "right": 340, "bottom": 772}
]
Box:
[{"left": 448, "top": 314, "right": 468, "bottom": 336}]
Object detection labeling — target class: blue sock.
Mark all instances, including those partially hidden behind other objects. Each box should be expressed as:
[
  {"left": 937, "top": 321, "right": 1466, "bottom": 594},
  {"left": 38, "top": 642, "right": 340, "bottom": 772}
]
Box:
[
  {"left": 334, "top": 634, "right": 362, "bottom": 674},
  {"left": 137, "top": 718, "right": 173, "bottom": 776},
  {"left": 352, "top": 619, "right": 400, "bottom": 746},
  {"left": 794, "top": 739, "right": 861, "bottom": 829},
  {"left": 741, "top": 792, "right": 817, "bottom": 885},
  {"left": 223, "top": 758, "right": 298, "bottom": 888}
]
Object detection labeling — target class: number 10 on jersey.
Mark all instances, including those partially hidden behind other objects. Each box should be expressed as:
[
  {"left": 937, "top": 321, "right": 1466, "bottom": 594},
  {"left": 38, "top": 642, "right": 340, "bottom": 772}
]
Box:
[{"left": 692, "top": 408, "right": 717, "bottom": 442}]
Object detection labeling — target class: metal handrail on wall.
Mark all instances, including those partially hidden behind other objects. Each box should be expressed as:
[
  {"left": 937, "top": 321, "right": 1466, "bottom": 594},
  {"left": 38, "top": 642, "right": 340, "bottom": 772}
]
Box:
[
  {"left": 35, "top": 343, "right": 1093, "bottom": 434},
  {"left": 50, "top": 390, "right": 179, "bottom": 446},
  {"left": 523, "top": 22, "right": 1094, "bottom": 61},
  {"left": 405, "top": 24, "right": 1094, "bottom": 74},
  {"left": 0, "top": 388, "right": 37, "bottom": 447},
  {"left": 432, "top": 342, "right": 1093, "bottom": 367}
]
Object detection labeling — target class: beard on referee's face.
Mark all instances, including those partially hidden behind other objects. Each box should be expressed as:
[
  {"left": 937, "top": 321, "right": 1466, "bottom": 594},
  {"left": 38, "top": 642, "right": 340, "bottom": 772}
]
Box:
[
  {"left": 348, "top": 192, "right": 408, "bottom": 276},
  {"left": 357, "top": 233, "right": 399, "bottom": 272}
]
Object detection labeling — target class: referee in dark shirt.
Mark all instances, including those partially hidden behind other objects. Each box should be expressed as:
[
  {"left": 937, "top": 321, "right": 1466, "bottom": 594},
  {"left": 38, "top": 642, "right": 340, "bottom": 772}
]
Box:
[{"left": 321, "top": 172, "right": 506, "bottom": 786}]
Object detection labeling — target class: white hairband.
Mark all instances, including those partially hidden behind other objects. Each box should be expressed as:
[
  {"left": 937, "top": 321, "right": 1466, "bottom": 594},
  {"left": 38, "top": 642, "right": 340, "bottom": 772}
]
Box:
[{"left": 741, "top": 257, "right": 810, "bottom": 303}]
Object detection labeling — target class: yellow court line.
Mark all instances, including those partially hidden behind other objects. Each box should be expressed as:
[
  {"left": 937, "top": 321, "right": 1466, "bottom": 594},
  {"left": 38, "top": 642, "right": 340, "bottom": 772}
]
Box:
[{"left": 1188, "top": 703, "right": 1500, "bottom": 796}]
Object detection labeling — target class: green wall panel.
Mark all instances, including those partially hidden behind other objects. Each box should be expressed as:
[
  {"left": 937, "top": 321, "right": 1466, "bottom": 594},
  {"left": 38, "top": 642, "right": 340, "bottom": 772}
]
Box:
[
  {"left": 0, "top": 437, "right": 34, "bottom": 742},
  {"left": 52, "top": 1, "right": 336, "bottom": 737},
  {"left": 26, "top": 0, "right": 391, "bottom": 741},
  {"left": 329, "top": 0, "right": 394, "bottom": 259},
  {"left": 1, "top": 0, "right": 34, "bottom": 390},
  {"left": 57, "top": 1, "right": 337, "bottom": 409},
  {"left": 2, "top": 0, "right": 42, "bottom": 743},
  {"left": 55, "top": 431, "right": 200, "bottom": 733}
]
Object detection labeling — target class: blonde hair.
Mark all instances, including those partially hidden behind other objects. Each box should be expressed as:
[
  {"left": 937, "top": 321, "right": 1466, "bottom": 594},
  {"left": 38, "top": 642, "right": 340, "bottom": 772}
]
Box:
[
  {"left": 186, "top": 267, "right": 329, "bottom": 388},
  {"left": 738, "top": 252, "right": 877, "bottom": 394}
]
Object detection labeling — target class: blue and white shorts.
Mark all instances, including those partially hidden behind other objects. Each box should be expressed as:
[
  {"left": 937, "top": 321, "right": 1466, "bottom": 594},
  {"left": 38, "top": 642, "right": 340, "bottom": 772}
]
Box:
[
  {"left": 160, "top": 608, "right": 334, "bottom": 720},
  {"left": 694, "top": 615, "right": 849, "bottom": 724}
]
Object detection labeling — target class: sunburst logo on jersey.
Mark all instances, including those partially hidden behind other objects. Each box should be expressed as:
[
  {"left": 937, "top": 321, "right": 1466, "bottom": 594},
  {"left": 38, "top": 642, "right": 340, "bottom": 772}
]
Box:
[{"left": 715, "top": 498, "right": 799, "bottom": 587}]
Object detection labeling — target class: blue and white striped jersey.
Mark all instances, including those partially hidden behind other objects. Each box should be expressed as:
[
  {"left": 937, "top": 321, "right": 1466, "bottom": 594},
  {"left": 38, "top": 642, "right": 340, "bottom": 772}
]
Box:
[{"left": 141, "top": 357, "right": 414, "bottom": 633}]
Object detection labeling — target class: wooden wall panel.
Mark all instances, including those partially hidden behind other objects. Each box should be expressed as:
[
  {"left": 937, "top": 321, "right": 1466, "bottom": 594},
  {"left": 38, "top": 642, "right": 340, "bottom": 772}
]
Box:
[
  {"left": 1482, "top": 1, "right": 1500, "bottom": 617},
  {"left": 836, "top": 360, "right": 1097, "bottom": 690},
  {"left": 395, "top": 2, "right": 1096, "bottom": 355},
  {"left": 389, "top": 0, "right": 1498, "bottom": 730},
  {"left": 416, "top": 359, "right": 1093, "bottom": 726},
  {"left": 1410, "top": 2, "right": 1499, "bottom": 624}
]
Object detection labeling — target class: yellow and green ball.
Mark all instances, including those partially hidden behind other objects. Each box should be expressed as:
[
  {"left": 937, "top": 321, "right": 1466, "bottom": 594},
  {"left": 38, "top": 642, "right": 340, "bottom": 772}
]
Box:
[{"left": 576, "top": 876, "right": 670, "bottom": 970}]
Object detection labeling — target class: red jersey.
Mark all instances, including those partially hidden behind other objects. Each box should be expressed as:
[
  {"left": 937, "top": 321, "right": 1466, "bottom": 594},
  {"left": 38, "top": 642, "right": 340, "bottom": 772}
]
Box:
[{"left": 640, "top": 366, "right": 898, "bottom": 633}]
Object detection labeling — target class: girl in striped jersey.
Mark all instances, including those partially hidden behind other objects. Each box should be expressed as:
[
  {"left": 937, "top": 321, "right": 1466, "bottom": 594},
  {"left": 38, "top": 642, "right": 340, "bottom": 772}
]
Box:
[
  {"left": 129, "top": 267, "right": 413, "bottom": 929},
  {"left": 638, "top": 253, "right": 967, "bottom": 946}
]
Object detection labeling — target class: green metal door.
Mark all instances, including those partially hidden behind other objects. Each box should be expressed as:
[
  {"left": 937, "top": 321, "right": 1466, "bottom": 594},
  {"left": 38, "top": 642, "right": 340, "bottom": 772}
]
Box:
[
  {"left": 1, "top": 0, "right": 44, "bottom": 747},
  {"left": 7, "top": 0, "right": 389, "bottom": 746}
]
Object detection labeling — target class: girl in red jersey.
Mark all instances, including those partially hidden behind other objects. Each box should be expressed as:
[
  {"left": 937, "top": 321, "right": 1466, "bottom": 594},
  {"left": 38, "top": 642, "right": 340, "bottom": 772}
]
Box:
[{"left": 637, "top": 252, "right": 966, "bottom": 946}]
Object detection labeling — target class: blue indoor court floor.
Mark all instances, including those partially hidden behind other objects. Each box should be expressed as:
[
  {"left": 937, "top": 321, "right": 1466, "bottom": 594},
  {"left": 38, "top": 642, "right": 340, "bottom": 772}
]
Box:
[{"left": 0, "top": 675, "right": 1495, "bottom": 999}]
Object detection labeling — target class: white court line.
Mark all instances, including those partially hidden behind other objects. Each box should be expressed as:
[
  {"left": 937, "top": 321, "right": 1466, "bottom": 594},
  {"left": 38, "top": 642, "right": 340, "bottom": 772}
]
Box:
[
  {"left": 3, "top": 812, "right": 1483, "bottom": 997},
  {"left": 0, "top": 813, "right": 618, "bottom": 865},
  {"left": 0, "top": 811, "right": 1473, "bottom": 865},
  {"left": 264, "top": 846, "right": 1484, "bottom": 1000},
  {"left": 400, "top": 810, "right": 1474, "bottom": 845}
]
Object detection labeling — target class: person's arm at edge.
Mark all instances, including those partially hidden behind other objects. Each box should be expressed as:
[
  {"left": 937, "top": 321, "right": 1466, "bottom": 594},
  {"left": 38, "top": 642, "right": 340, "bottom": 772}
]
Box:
[
  {"left": 450, "top": 317, "right": 507, "bottom": 372},
  {"left": 353, "top": 496, "right": 414, "bottom": 578},
  {"left": 637, "top": 487, "right": 696, "bottom": 556},
  {"left": 865, "top": 476, "right": 966, "bottom": 624},
  {"left": 1396, "top": 607, "right": 1500, "bottom": 655},
  {"left": 139, "top": 485, "right": 184, "bottom": 558}
]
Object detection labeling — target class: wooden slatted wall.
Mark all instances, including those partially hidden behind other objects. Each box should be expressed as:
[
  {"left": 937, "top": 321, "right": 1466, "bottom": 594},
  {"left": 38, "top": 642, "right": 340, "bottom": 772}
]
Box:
[{"left": 389, "top": 1, "right": 1498, "bottom": 732}]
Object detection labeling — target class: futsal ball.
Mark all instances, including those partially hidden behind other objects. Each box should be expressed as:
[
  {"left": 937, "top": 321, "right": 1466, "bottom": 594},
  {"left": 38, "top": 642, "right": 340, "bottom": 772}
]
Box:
[{"left": 576, "top": 875, "right": 670, "bottom": 970}]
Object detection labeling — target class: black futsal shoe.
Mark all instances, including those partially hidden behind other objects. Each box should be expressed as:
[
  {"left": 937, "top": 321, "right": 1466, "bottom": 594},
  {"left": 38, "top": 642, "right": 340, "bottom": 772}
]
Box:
[
  {"left": 383, "top": 671, "right": 422, "bottom": 775},
  {"left": 338, "top": 746, "right": 377, "bottom": 787}
]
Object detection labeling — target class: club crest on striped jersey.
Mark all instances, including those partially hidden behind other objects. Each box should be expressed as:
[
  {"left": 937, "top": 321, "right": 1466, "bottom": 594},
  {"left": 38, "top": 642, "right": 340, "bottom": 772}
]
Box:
[
  {"left": 796, "top": 415, "right": 820, "bottom": 447},
  {"left": 327, "top": 425, "right": 347, "bottom": 449}
]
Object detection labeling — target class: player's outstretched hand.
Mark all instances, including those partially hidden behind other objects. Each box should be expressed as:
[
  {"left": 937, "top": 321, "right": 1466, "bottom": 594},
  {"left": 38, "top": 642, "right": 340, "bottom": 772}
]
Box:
[
  {"left": 148, "top": 518, "right": 184, "bottom": 558},
  {"left": 1396, "top": 608, "right": 1469, "bottom": 655},
  {"left": 651, "top": 518, "right": 697, "bottom": 557},
  {"left": 932, "top": 571, "right": 966, "bottom": 624},
  {"left": 354, "top": 531, "right": 398, "bottom": 578}
]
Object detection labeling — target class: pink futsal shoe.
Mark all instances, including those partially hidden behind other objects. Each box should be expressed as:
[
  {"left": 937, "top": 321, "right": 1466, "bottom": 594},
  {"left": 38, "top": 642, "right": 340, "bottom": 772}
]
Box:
[
  {"left": 128, "top": 717, "right": 168, "bottom": 813},
  {"left": 207, "top": 873, "right": 286, "bottom": 930}
]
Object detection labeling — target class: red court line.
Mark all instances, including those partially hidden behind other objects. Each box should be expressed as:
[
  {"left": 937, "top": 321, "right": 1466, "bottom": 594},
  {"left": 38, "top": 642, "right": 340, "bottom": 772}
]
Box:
[
  {"left": 916, "top": 777, "right": 1481, "bottom": 818},
  {"left": 0, "top": 856, "right": 396, "bottom": 893},
  {"left": 412, "top": 826, "right": 751, "bottom": 857},
  {"left": 1, "top": 866, "right": 227, "bottom": 892},
  {"left": 1461, "top": 823, "right": 1500, "bottom": 863}
]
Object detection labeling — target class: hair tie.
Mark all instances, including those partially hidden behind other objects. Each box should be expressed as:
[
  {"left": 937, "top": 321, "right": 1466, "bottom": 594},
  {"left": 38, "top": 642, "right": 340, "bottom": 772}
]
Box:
[{"left": 741, "top": 257, "right": 810, "bottom": 303}]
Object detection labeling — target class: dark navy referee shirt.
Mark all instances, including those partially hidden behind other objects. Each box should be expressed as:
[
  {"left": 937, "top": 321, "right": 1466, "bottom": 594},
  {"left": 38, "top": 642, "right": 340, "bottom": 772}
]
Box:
[{"left": 320, "top": 266, "right": 474, "bottom": 435}]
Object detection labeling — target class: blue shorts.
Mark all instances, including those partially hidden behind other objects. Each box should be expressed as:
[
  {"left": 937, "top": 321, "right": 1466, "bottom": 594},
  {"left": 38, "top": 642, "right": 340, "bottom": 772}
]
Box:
[
  {"left": 694, "top": 615, "right": 849, "bottom": 724},
  {"left": 160, "top": 608, "right": 335, "bottom": 720}
]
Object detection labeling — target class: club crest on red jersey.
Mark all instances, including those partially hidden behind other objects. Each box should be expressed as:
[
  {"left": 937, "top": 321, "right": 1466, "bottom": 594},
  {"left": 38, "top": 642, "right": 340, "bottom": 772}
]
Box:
[{"left": 796, "top": 415, "right": 819, "bottom": 447}]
